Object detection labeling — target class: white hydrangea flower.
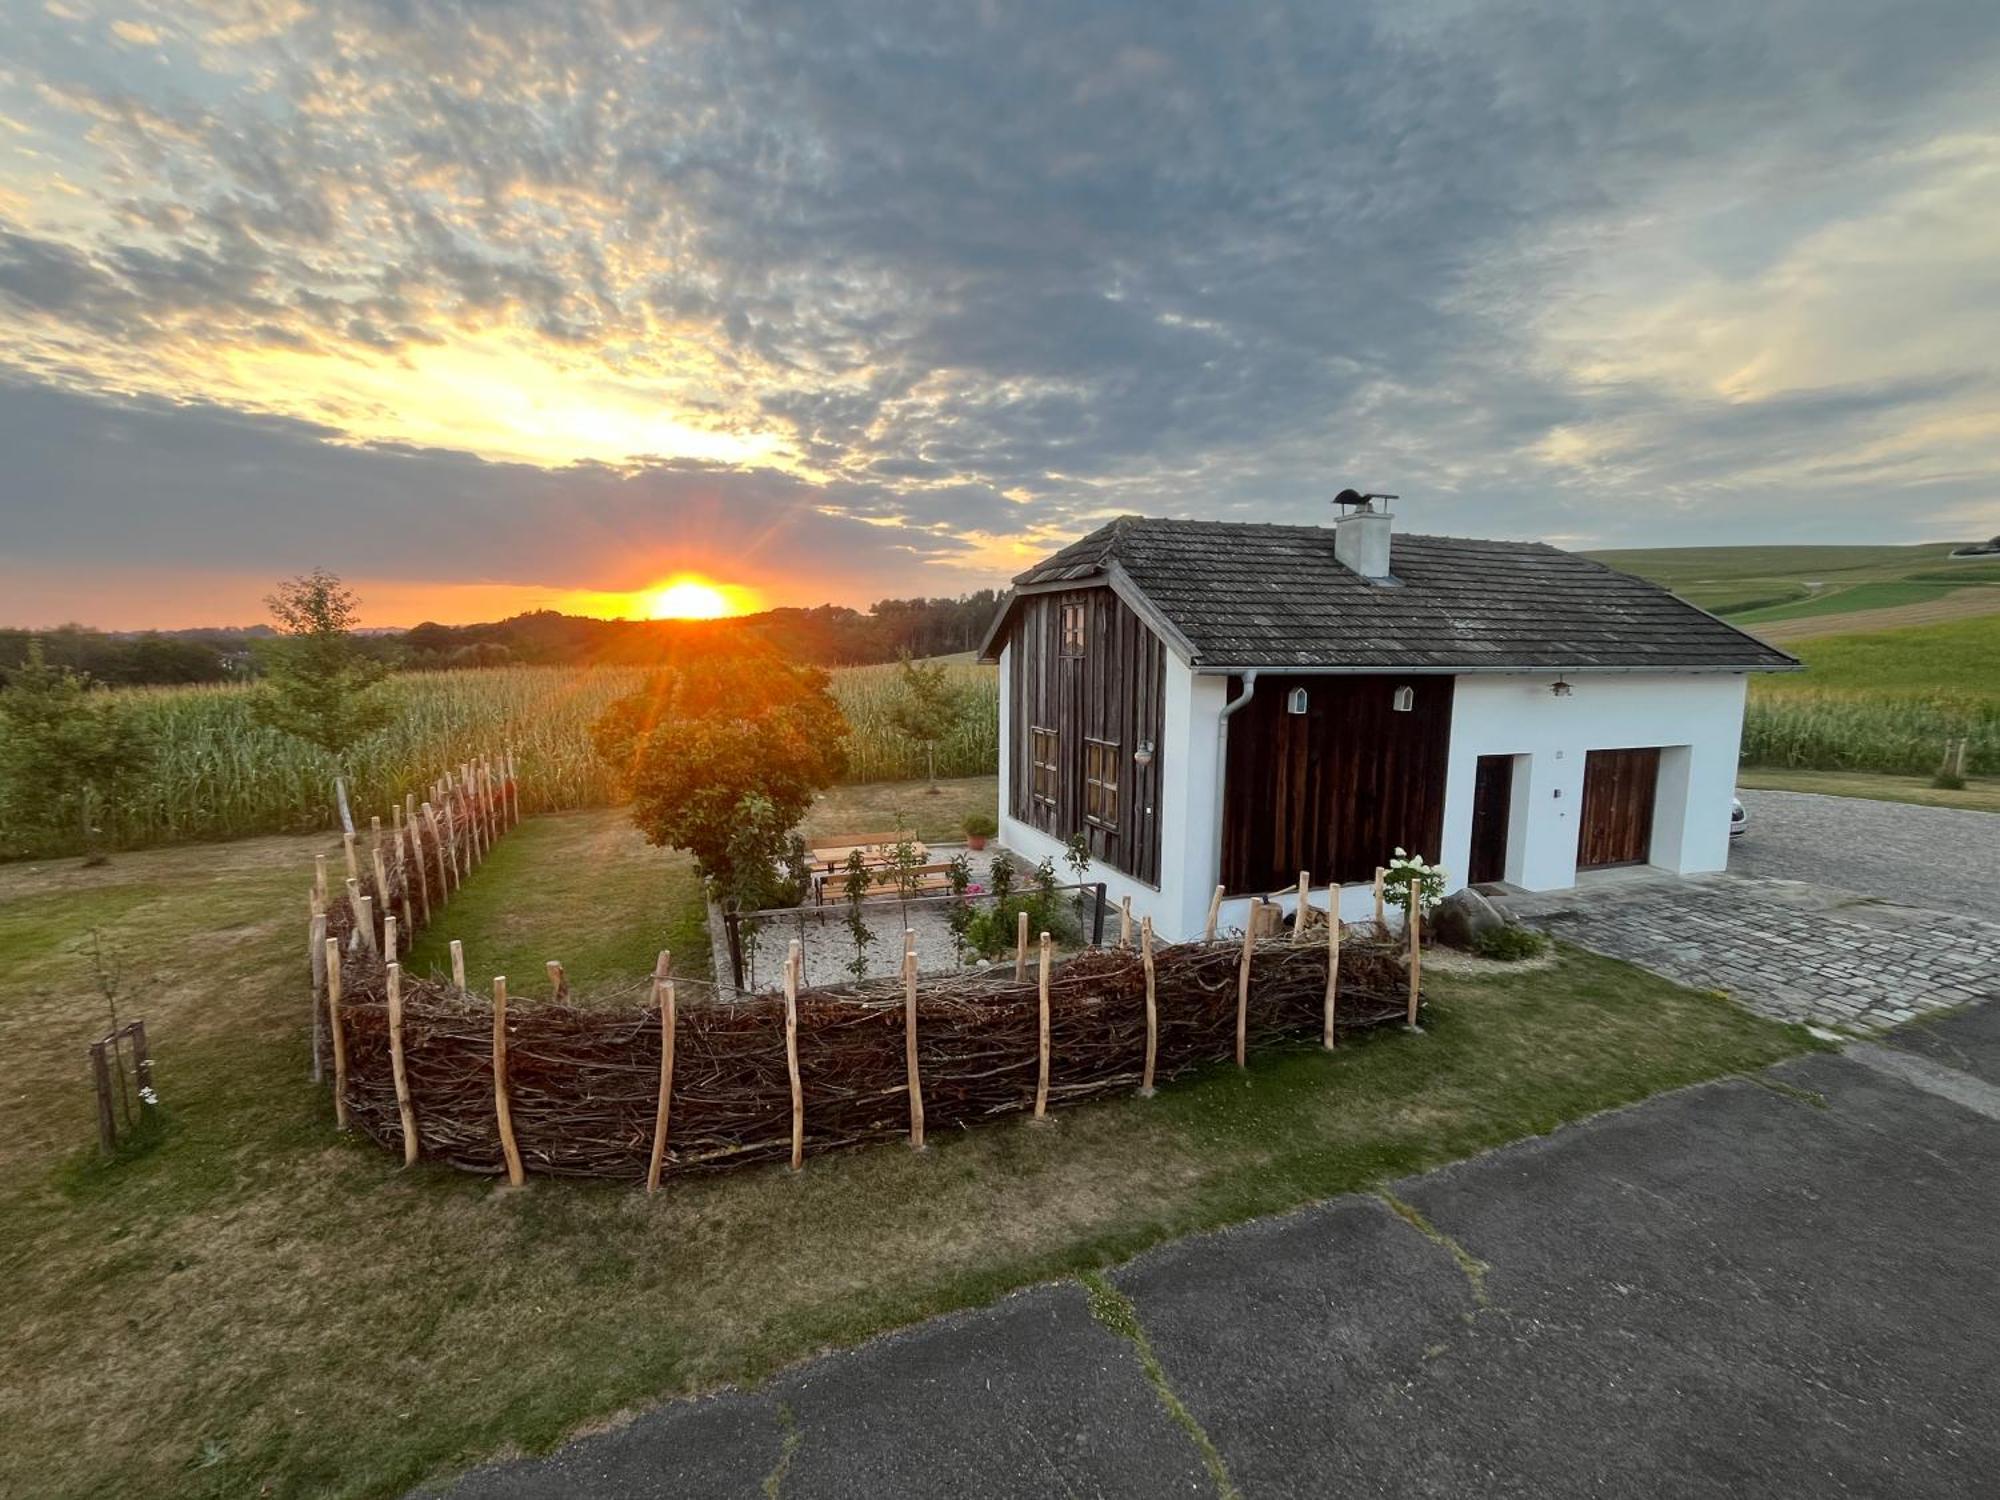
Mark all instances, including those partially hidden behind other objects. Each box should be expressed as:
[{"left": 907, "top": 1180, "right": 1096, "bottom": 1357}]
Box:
[{"left": 139, "top": 1085, "right": 160, "bottom": 1106}]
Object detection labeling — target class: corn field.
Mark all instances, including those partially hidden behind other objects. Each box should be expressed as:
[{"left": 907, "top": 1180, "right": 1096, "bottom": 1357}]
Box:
[
  {"left": 0, "top": 661, "right": 1001, "bottom": 858},
  {"left": 1742, "top": 688, "right": 1998, "bottom": 777}
]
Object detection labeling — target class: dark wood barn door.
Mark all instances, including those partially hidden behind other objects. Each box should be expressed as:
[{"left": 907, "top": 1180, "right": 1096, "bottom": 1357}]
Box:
[
  {"left": 1468, "top": 754, "right": 1514, "bottom": 885},
  {"left": 1578, "top": 748, "right": 1661, "bottom": 869}
]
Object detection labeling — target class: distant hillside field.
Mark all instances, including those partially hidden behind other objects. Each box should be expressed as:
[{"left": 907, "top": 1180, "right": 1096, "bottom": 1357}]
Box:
[
  {"left": 1587, "top": 541, "right": 2000, "bottom": 635},
  {"left": 1742, "top": 613, "right": 1999, "bottom": 778}
]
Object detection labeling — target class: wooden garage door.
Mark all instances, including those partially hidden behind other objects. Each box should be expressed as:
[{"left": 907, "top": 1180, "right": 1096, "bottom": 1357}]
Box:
[{"left": 1579, "top": 748, "right": 1661, "bottom": 870}]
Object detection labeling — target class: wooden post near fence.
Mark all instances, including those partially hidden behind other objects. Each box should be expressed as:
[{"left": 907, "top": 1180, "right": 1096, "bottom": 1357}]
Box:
[
  {"left": 493, "top": 976, "right": 525, "bottom": 1187},
  {"left": 1118, "top": 896, "right": 1132, "bottom": 948},
  {"left": 342, "top": 831, "right": 358, "bottom": 882},
  {"left": 1140, "top": 916, "right": 1158, "bottom": 1096},
  {"left": 1406, "top": 874, "right": 1423, "bottom": 1029},
  {"left": 450, "top": 938, "right": 466, "bottom": 991},
  {"left": 784, "top": 939, "right": 803, "bottom": 1171},
  {"left": 1324, "top": 890, "right": 1341, "bottom": 1049},
  {"left": 386, "top": 961, "right": 418, "bottom": 1166},
  {"left": 315, "top": 854, "right": 329, "bottom": 907},
  {"left": 324, "top": 937, "right": 348, "bottom": 1127},
  {"left": 1237, "top": 898, "right": 1259, "bottom": 1067},
  {"left": 309, "top": 911, "right": 327, "bottom": 1083},
  {"left": 1014, "top": 909, "right": 1030, "bottom": 982},
  {"left": 1293, "top": 871, "right": 1310, "bottom": 942},
  {"left": 645, "top": 951, "right": 676, "bottom": 1193},
  {"left": 357, "top": 894, "right": 376, "bottom": 954},
  {"left": 1204, "top": 884, "right": 1224, "bottom": 941},
  {"left": 1373, "top": 868, "right": 1387, "bottom": 934},
  {"left": 408, "top": 816, "right": 431, "bottom": 927},
  {"left": 903, "top": 930, "right": 924, "bottom": 1150},
  {"left": 443, "top": 800, "right": 462, "bottom": 886},
  {"left": 546, "top": 960, "right": 566, "bottom": 1001},
  {"left": 1034, "top": 931, "right": 1053, "bottom": 1119}
]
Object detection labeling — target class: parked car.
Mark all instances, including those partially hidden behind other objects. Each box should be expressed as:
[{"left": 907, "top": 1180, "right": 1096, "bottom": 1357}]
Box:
[{"left": 1730, "top": 796, "right": 1747, "bottom": 838}]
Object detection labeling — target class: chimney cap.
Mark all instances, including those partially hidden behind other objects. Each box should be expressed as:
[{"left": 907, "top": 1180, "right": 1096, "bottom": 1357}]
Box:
[{"left": 1334, "top": 488, "right": 1399, "bottom": 513}]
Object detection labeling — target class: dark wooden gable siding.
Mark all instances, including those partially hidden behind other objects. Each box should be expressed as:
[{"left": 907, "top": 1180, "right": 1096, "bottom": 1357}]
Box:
[
  {"left": 1220, "top": 673, "right": 1455, "bottom": 895},
  {"left": 1006, "top": 586, "right": 1167, "bottom": 886}
]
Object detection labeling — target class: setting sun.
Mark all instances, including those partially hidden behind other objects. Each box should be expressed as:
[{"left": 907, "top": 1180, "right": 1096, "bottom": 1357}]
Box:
[{"left": 643, "top": 576, "right": 750, "bottom": 619}]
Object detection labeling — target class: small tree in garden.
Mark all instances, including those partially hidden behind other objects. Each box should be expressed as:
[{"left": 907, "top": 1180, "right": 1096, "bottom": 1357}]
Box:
[
  {"left": 944, "top": 851, "right": 975, "bottom": 966},
  {"left": 886, "top": 832, "right": 926, "bottom": 926},
  {"left": 886, "top": 652, "right": 964, "bottom": 793},
  {"left": 1063, "top": 831, "right": 1091, "bottom": 922},
  {"left": 593, "top": 648, "right": 848, "bottom": 906},
  {"left": 842, "top": 848, "right": 877, "bottom": 981},
  {"left": 0, "top": 642, "right": 155, "bottom": 863},
  {"left": 251, "top": 570, "right": 392, "bottom": 827}
]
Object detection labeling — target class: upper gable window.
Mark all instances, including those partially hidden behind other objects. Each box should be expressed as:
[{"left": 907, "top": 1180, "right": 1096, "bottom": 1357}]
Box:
[{"left": 1059, "top": 602, "right": 1085, "bottom": 657}]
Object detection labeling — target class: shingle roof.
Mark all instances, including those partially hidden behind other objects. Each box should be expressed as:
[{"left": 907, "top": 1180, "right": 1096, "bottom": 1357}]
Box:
[{"left": 997, "top": 516, "right": 1798, "bottom": 672}]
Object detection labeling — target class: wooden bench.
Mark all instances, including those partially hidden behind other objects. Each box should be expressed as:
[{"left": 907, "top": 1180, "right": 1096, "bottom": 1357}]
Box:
[{"left": 813, "top": 860, "right": 962, "bottom": 904}]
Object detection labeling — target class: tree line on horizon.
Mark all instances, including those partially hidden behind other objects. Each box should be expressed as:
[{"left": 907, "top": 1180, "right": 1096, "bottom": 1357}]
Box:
[{"left": 0, "top": 590, "right": 1004, "bottom": 689}]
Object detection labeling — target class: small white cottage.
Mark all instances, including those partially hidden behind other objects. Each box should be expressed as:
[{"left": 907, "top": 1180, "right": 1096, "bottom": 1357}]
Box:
[{"left": 977, "top": 496, "right": 1798, "bottom": 940}]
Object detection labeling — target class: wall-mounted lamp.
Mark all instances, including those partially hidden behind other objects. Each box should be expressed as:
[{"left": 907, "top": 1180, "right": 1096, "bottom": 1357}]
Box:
[
  {"left": 1133, "top": 739, "right": 1156, "bottom": 768},
  {"left": 1392, "top": 685, "right": 1415, "bottom": 712},
  {"left": 1551, "top": 677, "right": 1573, "bottom": 698}
]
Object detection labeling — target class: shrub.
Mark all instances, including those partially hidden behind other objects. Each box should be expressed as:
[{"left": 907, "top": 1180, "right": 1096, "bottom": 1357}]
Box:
[
  {"left": 964, "top": 892, "right": 1080, "bottom": 960},
  {"left": 963, "top": 811, "right": 998, "bottom": 839},
  {"left": 1472, "top": 925, "right": 1549, "bottom": 962}
]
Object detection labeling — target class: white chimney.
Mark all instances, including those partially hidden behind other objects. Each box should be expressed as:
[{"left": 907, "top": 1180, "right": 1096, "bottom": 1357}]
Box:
[{"left": 1333, "top": 490, "right": 1395, "bottom": 580}]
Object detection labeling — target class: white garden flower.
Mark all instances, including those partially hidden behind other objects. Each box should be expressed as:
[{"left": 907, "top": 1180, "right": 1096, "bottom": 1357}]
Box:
[{"left": 139, "top": 1085, "right": 160, "bottom": 1106}]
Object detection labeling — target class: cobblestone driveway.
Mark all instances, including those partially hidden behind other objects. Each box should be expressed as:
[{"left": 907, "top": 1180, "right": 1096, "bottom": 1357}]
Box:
[
  {"left": 1731, "top": 789, "right": 2000, "bottom": 920},
  {"left": 1501, "top": 872, "right": 2000, "bottom": 1033}
]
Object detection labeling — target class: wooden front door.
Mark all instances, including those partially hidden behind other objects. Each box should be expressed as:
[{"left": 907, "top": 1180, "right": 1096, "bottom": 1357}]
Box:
[
  {"left": 1468, "top": 755, "right": 1514, "bottom": 885},
  {"left": 1579, "top": 748, "right": 1661, "bottom": 869}
]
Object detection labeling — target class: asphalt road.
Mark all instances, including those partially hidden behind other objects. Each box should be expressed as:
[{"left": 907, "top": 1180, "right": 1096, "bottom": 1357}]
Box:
[
  {"left": 431, "top": 1003, "right": 2000, "bottom": 1499},
  {"left": 1732, "top": 788, "right": 2000, "bottom": 920}
]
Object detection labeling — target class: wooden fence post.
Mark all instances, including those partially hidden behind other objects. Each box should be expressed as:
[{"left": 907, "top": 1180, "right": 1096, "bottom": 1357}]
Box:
[
  {"left": 90, "top": 1042, "right": 117, "bottom": 1154},
  {"left": 309, "top": 911, "right": 328, "bottom": 1083},
  {"left": 1118, "top": 895, "right": 1132, "bottom": 948},
  {"left": 383, "top": 913, "right": 398, "bottom": 964},
  {"left": 315, "top": 853, "right": 329, "bottom": 907},
  {"left": 1014, "top": 909, "right": 1030, "bottom": 982},
  {"left": 1034, "top": 931, "right": 1052, "bottom": 1119},
  {"left": 1293, "top": 871, "right": 1310, "bottom": 942},
  {"left": 387, "top": 962, "right": 419, "bottom": 1166},
  {"left": 371, "top": 847, "right": 391, "bottom": 924},
  {"left": 450, "top": 939, "right": 466, "bottom": 991},
  {"left": 443, "top": 801, "right": 462, "bottom": 886},
  {"left": 424, "top": 802, "right": 452, "bottom": 896},
  {"left": 1140, "top": 916, "right": 1158, "bottom": 1097},
  {"left": 1373, "top": 868, "right": 1387, "bottom": 934},
  {"left": 1237, "top": 899, "right": 1259, "bottom": 1067},
  {"left": 493, "top": 976, "right": 525, "bottom": 1187},
  {"left": 646, "top": 951, "right": 675, "bottom": 1193},
  {"left": 1406, "top": 875, "right": 1423, "bottom": 1029},
  {"left": 408, "top": 817, "right": 431, "bottom": 927},
  {"left": 370, "top": 814, "right": 383, "bottom": 864},
  {"left": 903, "top": 930, "right": 924, "bottom": 1149},
  {"left": 342, "top": 831, "right": 359, "bottom": 882},
  {"left": 1324, "top": 889, "right": 1341, "bottom": 1049},
  {"left": 325, "top": 937, "right": 349, "bottom": 1130},
  {"left": 546, "top": 960, "right": 566, "bottom": 1001},
  {"left": 784, "top": 939, "right": 804, "bottom": 1171},
  {"left": 1204, "top": 884, "right": 1224, "bottom": 941},
  {"left": 357, "top": 894, "right": 377, "bottom": 953}
]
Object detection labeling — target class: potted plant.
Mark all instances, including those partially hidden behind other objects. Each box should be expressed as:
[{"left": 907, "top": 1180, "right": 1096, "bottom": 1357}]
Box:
[{"left": 963, "top": 812, "right": 997, "bottom": 850}]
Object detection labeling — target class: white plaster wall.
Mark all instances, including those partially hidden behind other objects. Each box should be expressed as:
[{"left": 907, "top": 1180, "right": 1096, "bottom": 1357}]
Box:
[{"left": 1439, "top": 672, "right": 1749, "bottom": 893}]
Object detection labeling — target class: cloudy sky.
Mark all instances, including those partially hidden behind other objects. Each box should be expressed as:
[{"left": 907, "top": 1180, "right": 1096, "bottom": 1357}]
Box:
[{"left": 2, "top": 0, "right": 1997, "bottom": 627}]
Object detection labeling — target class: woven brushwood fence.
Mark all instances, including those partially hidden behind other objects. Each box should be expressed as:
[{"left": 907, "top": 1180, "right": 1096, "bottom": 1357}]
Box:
[
  {"left": 316, "top": 920, "right": 1418, "bottom": 1183},
  {"left": 306, "top": 756, "right": 1427, "bottom": 1185}
]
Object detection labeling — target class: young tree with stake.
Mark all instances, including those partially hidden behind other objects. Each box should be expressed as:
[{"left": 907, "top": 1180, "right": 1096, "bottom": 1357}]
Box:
[{"left": 886, "top": 652, "right": 965, "bottom": 794}]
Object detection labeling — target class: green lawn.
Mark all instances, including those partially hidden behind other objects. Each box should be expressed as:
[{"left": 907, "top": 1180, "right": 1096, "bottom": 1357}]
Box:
[
  {"left": 403, "top": 809, "right": 712, "bottom": 995},
  {"left": 1737, "top": 767, "right": 2000, "bottom": 814},
  {"left": 1731, "top": 579, "right": 1991, "bottom": 625},
  {"left": 0, "top": 811, "right": 1817, "bottom": 1500},
  {"left": 801, "top": 774, "right": 998, "bottom": 846}
]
